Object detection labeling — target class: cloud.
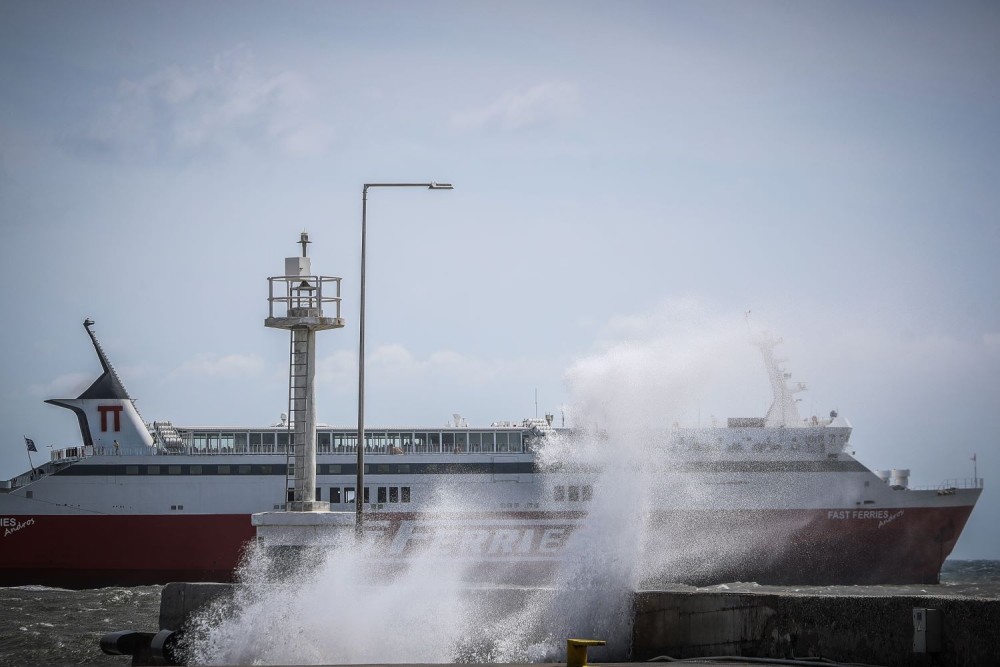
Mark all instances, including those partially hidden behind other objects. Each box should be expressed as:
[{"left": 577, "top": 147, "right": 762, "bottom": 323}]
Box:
[
  {"left": 172, "top": 352, "right": 265, "bottom": 379},
  {"left": 367, "top": 344, "right": 533, "bottom": 385},
  {"left": 315, "top": 349, "right": 357, "bottom": 386},
  {"left": 61, "top": 45, "right": 334, "bottom": 161},
  {"left": 452, "top": 82, "right": 582, "bottom": 132},
  {"left": 28, "top": 372, "right": 93, "bottom": 398},
  {"left": 316, "top": 343, "right": 543, "bottom": 390}
]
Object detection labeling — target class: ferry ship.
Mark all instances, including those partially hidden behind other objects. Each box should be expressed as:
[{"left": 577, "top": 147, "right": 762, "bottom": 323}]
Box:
[{"left": 0, "top": 320, "right": 982, "bottom": 588}]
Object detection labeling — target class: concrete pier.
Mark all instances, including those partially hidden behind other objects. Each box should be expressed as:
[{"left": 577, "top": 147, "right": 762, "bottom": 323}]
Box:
[
  {"left": 107, "top": 582, "right": 1000, "bottom": 666},
  {"left": 632, "top": 584, "right": 1000, "bottom": 666}
]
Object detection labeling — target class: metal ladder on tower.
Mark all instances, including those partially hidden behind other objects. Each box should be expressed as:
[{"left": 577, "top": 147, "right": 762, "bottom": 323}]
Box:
[{"left": 283, "top": 329, "right": 310, "bottom": 507}]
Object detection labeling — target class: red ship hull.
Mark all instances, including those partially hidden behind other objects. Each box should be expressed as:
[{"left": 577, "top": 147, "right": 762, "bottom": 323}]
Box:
[{"left": 0, "top": 503, "right": 975, "bottom": 588}]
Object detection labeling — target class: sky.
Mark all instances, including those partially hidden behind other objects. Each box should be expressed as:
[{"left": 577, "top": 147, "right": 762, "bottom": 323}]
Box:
[{"left": 0, "top": 1, "right": 997, "bottom": 558}]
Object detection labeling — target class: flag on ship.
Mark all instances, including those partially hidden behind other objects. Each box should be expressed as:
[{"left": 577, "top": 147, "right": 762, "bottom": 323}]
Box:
[{"left": 24, "top": 437, "right": 37, "bottom": 452}]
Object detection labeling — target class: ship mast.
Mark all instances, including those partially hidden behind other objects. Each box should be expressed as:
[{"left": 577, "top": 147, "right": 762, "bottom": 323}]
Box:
[{"left": 755, "top": 332, "right": 806, "bottom": 427}]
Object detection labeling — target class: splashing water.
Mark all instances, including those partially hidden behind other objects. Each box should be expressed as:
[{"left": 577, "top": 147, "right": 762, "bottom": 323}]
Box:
[{"left": 187, "top": 305, "right": 771, "bottom": 664}]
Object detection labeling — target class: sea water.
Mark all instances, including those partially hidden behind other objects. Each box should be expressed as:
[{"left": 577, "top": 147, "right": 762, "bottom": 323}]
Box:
[{"left": 1, "top": 562, "right": 997, "bottom": 666}]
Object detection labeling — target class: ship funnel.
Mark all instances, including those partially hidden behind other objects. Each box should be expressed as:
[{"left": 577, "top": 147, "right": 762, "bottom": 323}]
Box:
[{"left": 890, "top": 469, "right": 910, "bottom": 490}]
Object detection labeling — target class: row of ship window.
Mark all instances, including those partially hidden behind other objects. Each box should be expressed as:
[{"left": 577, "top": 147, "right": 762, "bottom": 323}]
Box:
[
  {"left": 117, "top": 462, "right": 530, "bottom": 476},
  {"left": 181, "top": 431, "right": 526, "bottom": 454},
  {"left": 279, "top": 484, "right": 593, "bottom": 507},
  {"left": 668, "top": 433, "right": 847, "bottom": 453},
  {"left": 554, "top": 484, "right": 593, "bottom": 502},
  {"left": 324, "top": 486, "right": 412, "bottom": 504}
]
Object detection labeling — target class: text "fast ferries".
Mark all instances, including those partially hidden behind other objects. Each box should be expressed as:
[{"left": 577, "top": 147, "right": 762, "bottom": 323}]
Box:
[{"left": 387, "top": 519, "right": 578, "bottom": 561}]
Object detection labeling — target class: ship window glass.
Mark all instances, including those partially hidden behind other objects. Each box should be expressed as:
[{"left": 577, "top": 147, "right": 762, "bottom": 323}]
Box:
[
  {"left": 171, "top": 505, "right": 176, "bottom": 510},
  {"left": 253, "top": 432, "right": 276, "bottom": 453},
  {"left": 415, "top": 432, "right": 441, "bottom": 453},
  {"left": 387, "top": 432, "right": 402, "bottom": 452},
  {"left": 259, "top": 465, "right": 271, "bottom": 475},
  {"left": 366, "top": 432, "right": 385, "bottom": 453},
  {"left": 329, "top": 464, "right": 341, "bottom": 474},
  {"left": 554, "top": 485, "right": 565, "bottom": 501},
  {"left": 190, "top": 465, "right": 202, "bottom": 475},
  {"left": 401, "top": 486, "right": 411, "bottom": 503},
  {"left": 217, "top": 465, "right": 229, "bottom": 475},
  {"left": 582, "top": 485, "right": 593, "bottom": 501},
  {"left": 331, "top": 487, "right": 341, "bottom": 504},
  {"left": 400, "top": 433, "right": 414, "bottom": 452},
  {"left": 389, "top": 487, "right": 399, "bottom": 503},
  {"left": 193, "top": 434, "right": 208, "bottom": 452},
  {"left": 220, "top": 434, "right": 234, "bottom": 452},
  {"left": 568, "top": 486, "right": 580, "bottom": 502},
  {"left": 363, "top": 487, "right": 370, "bottom": 503},
  {"left": 319, "top": 432, "right": 332, "bottom": 453},
  {"left": 469, "top": 432, "right": 481, "bottom": 452},
  {"left": 238, "top": 465, "right": 251, "bottom": 474},
  {"left": 454, "top": 432, "right": 467, "bottom": 453},
  {"left": 334, "top": 432, "right": 357, "bottom": 452},
  {"left": 206, "top": 433, "right": 220, "bottom": 451},
  {"left": 177, "top": 505, "right": 183, "bottom": 510},
  {"left": 377, "top": 464, "right": 390, "bottom": 474},
  {"left": 378, "top": 487, "right": 387, "bottom": 503},
  {"left": 509, "top": 432, "right": 522, "bottom": 452},
  {"left": 442, "top": 432, "right": 454, "bottom": 451},
  {"left": 277, "top": 432, "right": 290, "bottom": 452},
  {"left": 397, "top": 464, "right": 410, "bottom": 474},
  {"left": 126, "top": 466, "right": 139, "bottom": 475},
  {"left": 234, "top": 433, "right": 247, "bottom": 452},
  {"left": 345, "top": 488, "right": 355, "bottom": 503},
  {"left": 25, "top": 490, "right": 33, "bottom": 499},
  {"left": 168, "top": 466, "right": 181, "bottom": 475},
  {"left": 147, "top": 466, "right": 160, "bottom": 475}
]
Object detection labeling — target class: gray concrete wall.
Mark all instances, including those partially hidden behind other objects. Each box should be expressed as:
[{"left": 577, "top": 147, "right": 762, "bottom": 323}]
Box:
[
  {"left": 159, "top": 582, "right": 235, "bottom": 631},
  {"left": 632, "top": 589, "right": 1000, "bottom": 667}
]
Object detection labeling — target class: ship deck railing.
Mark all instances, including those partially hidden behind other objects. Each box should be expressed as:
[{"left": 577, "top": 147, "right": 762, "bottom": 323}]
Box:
[
  {"left": 56, "top": 443, "right": 530, "bottom": 458},
  {"left": 908, "top": 477, "right": 984, "bottom": 491}
]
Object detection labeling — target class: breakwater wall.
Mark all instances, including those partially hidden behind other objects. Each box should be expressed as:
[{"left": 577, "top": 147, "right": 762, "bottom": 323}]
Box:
[
  {"left": 109, "top": 582, "right": 999, "bottom": 666},
  {"left": 632, "top": 588, "right": 1000, "bottom": 666}
]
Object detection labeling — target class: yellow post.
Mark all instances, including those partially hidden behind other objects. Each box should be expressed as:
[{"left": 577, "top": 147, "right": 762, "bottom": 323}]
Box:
[{"left": 566, "top": 638, "right": 606, "bottom": 667}]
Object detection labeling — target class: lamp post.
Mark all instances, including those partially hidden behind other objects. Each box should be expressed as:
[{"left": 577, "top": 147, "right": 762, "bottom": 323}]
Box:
[{"left": 356, "top": 182, "right": 453, "bottom": 536}]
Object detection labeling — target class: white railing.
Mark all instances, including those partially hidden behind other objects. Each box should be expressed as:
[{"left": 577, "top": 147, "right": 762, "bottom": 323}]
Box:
[
  {"left": 909, "top": 478, "right": 984, "bottom": 491},
  {"left": 266, "top": 275, "right": 343, "bottom": 320}
]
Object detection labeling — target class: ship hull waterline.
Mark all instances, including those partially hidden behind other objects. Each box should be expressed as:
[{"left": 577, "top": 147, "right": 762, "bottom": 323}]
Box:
[{"left": 0, "top": 504, "right": 975, "bottom": 588}]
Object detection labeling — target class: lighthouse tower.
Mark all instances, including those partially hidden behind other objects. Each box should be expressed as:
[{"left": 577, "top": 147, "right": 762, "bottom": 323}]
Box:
[{"left": 265, "top": 232, "right": 345, "bottom": 511}]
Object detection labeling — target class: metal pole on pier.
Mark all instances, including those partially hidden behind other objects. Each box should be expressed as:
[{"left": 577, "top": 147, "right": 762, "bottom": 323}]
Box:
[{"left": 356, "top": 182, "right": 453, "bottom": 536}]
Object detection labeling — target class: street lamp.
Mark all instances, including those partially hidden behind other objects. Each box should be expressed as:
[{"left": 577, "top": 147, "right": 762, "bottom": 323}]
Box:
[{"left": 356, "top": 182, "right": 453, "bottom": 535}]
